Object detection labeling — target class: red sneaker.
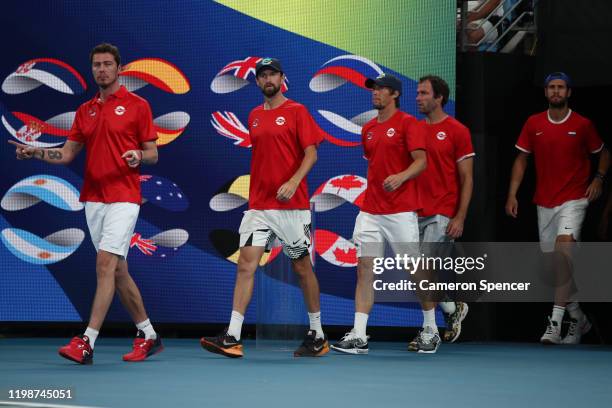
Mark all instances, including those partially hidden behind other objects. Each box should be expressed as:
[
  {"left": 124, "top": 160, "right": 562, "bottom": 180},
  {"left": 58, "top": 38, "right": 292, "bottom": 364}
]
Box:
[
  {"left": 58, "top": 335, "right": 94, "bottom": 365},
  {"left": 122, "top": 330, "right": 164, "bottom": 362}
]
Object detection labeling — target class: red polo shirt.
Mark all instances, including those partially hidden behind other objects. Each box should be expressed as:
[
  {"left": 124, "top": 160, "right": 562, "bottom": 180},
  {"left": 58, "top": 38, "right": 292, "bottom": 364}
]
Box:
[
  {"left": 69, "top": 85, "right": 157, "bottom": 204},
  {"left": 247, "top": 99, "right": 323, "bottom": 210},
  {"left": 361, "top": 110, "right": 426, "bottom": 215},
  {"left": 418, "top": 116, "right": 474, "bottom": 218},
  {"left": 516, "top": 110, "right": 603, "bottom": 208}
]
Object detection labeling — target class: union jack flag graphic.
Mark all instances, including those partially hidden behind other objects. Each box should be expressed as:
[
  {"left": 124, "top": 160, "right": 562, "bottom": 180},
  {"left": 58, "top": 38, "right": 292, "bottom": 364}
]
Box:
[
  {"left": 218, "top": 56, "right": 261, "bottom": 80},
  {"left": 130, "top": 233, "right": 157, "bottom": 255},
  {"left": 211, "top": 56, "right": 288, "bottom": 94},
  {"left": 211, "top": 111, "right": 251, "bottom": 148}
]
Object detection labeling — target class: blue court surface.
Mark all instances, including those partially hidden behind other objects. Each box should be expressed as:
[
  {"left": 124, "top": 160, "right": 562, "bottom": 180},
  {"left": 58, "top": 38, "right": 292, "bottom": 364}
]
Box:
[{"left": 1, "top": 338, "right": 611, "bottom": 408}]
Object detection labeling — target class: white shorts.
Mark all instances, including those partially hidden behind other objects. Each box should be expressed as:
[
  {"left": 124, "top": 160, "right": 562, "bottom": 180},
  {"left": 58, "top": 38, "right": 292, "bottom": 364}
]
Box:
[
  {"left": 85, "top": 202, "right": 140, "bottom": 258},
  {"left": 419, "top": 215, "right": 453, "bottom": 257},
  {"left": 352, "top": 211, "right": 419, "bottom": 258},
  {"left": 537, "top": 198, "right": 588, "bottom": 252},
  {"left": 419, "top": 215, "right": 452, "bottom": 243},
  {"left": 239, "top": 209, "right": 311, "bottom": 260}
]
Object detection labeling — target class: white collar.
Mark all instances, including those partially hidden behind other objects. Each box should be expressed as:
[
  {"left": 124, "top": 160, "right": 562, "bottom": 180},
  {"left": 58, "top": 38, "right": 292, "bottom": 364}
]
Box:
[{"left": 547, "top": 109, "right": 572, "bottom": 124}]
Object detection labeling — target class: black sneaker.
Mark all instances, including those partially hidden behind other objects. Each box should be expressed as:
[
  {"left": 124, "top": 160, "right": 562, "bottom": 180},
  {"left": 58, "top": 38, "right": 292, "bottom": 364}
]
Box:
[
  {"left": 412, "top": 326, "right": 441, "bottom": 353},
  {"left": 200, "top": 329, "right": 243, "bottom": 358},
  {"left": 443, "top": 302, "right": 469, "bottom": 343},
  {"left": 294, "top": 330, "right": 329, "bottom": 357},
  {"left": 331, "top": 331, "right": 369, "bottom": 355}
]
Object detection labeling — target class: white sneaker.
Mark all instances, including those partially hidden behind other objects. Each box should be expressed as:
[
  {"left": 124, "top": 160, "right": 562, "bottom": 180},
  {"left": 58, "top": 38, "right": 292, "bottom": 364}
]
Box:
[
  {"left": 561, "top": 315, "right": 592, "bottom": 345},
  {"left": 540, "top": 317, "right": 562, "bottom": 345},
  {"left": 331, "top": 330, "right": 369, "bottom": 354},
  {"left": 415, "top": 326, "right": 441, "bottom": 353}
]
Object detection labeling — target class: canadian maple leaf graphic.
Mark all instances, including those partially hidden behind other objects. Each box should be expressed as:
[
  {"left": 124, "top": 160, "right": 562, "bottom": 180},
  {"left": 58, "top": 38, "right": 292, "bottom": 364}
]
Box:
[
  {"left": 333, "top": 247, "right": 357, "bottom": 264},
  {"left": 330, "top": 175, "right": 364, "bottom": 191}
]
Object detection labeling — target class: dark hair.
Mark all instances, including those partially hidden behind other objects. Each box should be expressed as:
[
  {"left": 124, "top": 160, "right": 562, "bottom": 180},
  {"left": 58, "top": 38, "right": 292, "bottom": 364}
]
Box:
[
  {"left": 89, "top": 43, "right": 121, "bottom": 66},
  {"left": 394, "top": 93, "right": 400, "bottom": 108},
  {"left": 419, "top": 75, "right": 449, "bottom": 107}
]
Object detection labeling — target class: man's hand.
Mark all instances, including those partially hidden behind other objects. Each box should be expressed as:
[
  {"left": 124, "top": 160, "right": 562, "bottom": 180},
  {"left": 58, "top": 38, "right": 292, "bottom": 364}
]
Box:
[
  {"left": 383, "top": 174, "right": 406, "bottom": 192},
  {"left": 8, "top": 140, "right": 37, "bottom": 160},
  {"left": 122, "top": 150, "right": 142, "bottom": 168},
  {"left": 585, "top": 178, "right": 603, "bottom": 202},
  {"left": 277, "top": 178, "right": 299, "bottom": 202},
  {"left": 505, "top": 196, "right": 519, "bottom": 218},
  {"left": 446, "top": 216, "right": 465, "bottom": 239}
]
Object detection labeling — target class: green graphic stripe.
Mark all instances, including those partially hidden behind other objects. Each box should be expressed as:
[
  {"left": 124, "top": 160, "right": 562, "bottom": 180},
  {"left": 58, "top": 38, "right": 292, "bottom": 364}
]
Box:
[{"left": 216, "top": 0, "right": 455, "bottom": 95}]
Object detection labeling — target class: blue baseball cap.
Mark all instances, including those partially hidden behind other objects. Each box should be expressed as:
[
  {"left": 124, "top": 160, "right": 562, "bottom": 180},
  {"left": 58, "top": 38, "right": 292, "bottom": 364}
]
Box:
[
  {"left": 256, "top": 58, "right": 283, "bottom": 76},
  {"left": 365, "top": 73, "right": 402, "bottom": 95},
  {"left": 544, "top": 72, "right": 571, "bottom": 88}
]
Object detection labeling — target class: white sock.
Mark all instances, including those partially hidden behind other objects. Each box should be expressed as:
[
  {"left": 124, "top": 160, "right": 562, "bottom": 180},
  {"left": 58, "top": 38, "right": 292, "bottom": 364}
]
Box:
[
  {"left": 136, "top": 318, "right": 157, "bottom": 340},
  {"left": 566, "top": 302, "right": 584, "bottom": 320},
  {"left": 308, "top": 311, "right": 324, "bottom": 339},
  {"left": 551, "top": 305, "right": 565, "bottom": 324},
  {"left": 84, "top": 327, "right": 99, "bottom": 349},
  {"left": 439, "top": 302, "right": 456, "bottom": 315},
  {"left": 354, "top": 312, "right": 369, "bottom": 339},
  {"left": 227, "top": 310, "right": 244, "bottom": 340},
  {"left": 422, "top": 308, "right": 438, "bottom": 332}
]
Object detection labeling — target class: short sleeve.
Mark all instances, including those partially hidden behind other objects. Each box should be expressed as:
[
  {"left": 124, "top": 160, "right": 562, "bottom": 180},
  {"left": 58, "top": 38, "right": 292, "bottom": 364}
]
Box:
[
  {"left": 516, "top": 118, "right": 532, "bottom": 153},
  {"left": 296, "top": 105, "right": 323, "bottom": 150},
  {"left": 454, "top": 124, "right": 475, "bottom": 162},
  {"left": 138, "top": 101, "right": 158, "bottom": 143},
  {"left": 361, "top": 124, "right": 370, "bottom": 160},
  {"left": 404, "top": 118, "right": 426, "bottom": 152},
  {"left": 584, "top": 119, "right": 604, "bottom": 154},
  {"left": 68, "top": 107, "right": 85, "bottom": 144}
]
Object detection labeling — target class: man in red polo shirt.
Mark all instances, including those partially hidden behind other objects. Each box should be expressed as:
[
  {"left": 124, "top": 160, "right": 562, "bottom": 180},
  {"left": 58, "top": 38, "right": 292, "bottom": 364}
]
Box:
[
  {"left": 200, "top": 58, "right": 327, "bottom": 358},
  {"left": 9, "top": 43, "right": 162, "bottom": 364},
  {"left": 331, "top": 73, "right": 427, "bottom": 355},
  {"left": 407, "top": 75, "right": 474, "bottom": 353},
  {"left": 506, "top": 72, "right": 609, "bottom": 345}
]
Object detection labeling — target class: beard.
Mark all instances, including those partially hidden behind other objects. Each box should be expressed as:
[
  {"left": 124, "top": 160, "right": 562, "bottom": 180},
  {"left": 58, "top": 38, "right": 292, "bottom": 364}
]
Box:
[
  {"left": 547, "top": 94, "right": 568, "bottom": 109},
  {"left": 95, "top": 76, "right": 117, "bottom": 90},
  {"left": 549, "top": 99, "right": 568, "bottom": 109},
  {"left": 261, "top": 83, "right": 281, "bottom": 97}
]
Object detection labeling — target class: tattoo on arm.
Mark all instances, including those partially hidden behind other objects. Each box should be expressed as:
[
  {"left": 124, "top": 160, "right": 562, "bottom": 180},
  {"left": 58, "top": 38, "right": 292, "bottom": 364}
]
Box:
[{"left": 48, "top": 150, "right": 63, "bottom": 160}]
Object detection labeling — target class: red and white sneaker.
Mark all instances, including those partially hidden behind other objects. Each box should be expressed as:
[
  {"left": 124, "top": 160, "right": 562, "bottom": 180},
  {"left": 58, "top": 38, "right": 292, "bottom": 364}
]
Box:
[
  {"left": 58, "top": 335, "right": 94, "bottom": 365},
  {"left": 122, "top": 330, "right": 164, "bottom": 362}
]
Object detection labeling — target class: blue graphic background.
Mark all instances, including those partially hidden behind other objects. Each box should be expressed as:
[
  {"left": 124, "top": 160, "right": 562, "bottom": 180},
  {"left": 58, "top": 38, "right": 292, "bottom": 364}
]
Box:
[{"left": 0, "top": 1, "right": 454, "bottom": 325}]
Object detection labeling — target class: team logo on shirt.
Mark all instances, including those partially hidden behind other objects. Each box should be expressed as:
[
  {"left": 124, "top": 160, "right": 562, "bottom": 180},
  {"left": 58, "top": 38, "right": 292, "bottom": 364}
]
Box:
[
  {"left": 436, "top": 131, "right": 447, "bottom": 140},
  {"left": 386, "top": 128, "right": 395, "bottom": 137},
  {"left": 114, "top": 106, "right": 126, "bottom": 116},
  {"left": 252, "top": 118, "right": 259, "bottom": 128},
  {"left": 275, "top": 116, "right": 286, "bottom": 126},
  {"left": 88, "top": 108, "right": 96, "bottom": 117},
  {"left": 366, "top": 131, "right": 373, "bottom": 141}
]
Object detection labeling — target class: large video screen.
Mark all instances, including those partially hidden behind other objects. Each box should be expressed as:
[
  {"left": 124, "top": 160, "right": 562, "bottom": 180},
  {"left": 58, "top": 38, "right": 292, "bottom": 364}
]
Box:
[{"left": 0, "top": 0, "right": 455, "bottom": 325}]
